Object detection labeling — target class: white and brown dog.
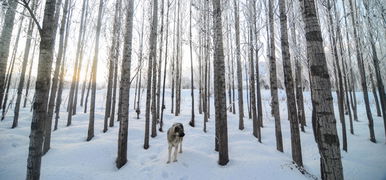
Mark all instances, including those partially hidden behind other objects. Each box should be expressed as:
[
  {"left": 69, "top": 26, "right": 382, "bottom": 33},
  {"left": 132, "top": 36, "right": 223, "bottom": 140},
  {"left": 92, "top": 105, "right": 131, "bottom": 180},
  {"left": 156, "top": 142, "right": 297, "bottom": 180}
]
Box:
[{"left": 167, "top": 123, "right": 185, "bottom": 163}]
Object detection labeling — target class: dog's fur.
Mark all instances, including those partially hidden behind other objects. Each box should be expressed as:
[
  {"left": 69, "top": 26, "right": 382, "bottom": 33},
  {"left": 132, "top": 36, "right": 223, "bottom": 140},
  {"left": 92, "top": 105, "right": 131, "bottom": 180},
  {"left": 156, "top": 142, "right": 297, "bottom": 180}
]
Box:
[{"left": 167, "top": 123, "right": 185, "bottom": 163}]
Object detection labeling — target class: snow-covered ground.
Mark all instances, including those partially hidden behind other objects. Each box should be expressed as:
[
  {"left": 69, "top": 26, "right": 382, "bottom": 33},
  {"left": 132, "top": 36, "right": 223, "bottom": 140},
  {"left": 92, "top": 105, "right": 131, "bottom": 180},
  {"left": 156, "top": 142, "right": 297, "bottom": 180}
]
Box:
[{"left": 0, "top": 89, "right": 385, "bottom": 180}]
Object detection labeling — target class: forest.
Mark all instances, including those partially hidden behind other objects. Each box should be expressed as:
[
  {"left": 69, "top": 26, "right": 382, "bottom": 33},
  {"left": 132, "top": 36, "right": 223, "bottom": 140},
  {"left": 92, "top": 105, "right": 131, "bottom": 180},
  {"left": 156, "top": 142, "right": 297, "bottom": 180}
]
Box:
[{"left": 0, "top": 0, "right": 385, "bottom": 179}]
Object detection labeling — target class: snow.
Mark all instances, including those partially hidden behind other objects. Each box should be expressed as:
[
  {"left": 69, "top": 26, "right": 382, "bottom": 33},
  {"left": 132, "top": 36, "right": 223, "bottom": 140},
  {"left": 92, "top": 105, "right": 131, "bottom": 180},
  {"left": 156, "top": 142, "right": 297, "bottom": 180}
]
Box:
[{"left": 0, "top": 89, "right": 386, "bottom": 180}]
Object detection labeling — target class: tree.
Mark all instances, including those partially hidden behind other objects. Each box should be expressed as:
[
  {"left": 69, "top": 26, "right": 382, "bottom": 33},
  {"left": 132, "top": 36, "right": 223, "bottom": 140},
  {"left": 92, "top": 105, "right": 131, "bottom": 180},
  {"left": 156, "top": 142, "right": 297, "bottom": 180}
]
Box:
[
  {"left": 268, "top": 0, "right": 283, "bottom": 152},
  {"left": 144, "top": 0, "right": 159, "bottom": 149},
  {"left": 116, "top": 0, "right": 134, "bottom": 169},
  {"left": 43, "top": 0, "right": 70, "bottom": 154},
  {"left": 87, "top": 0, "right": 104, "bottom": 141},
  {"left": 233, "top": 0, "right": 244, "bottom": 130},
  {"left": 55, "top": 4, "right": 73, "bottom": 130},
  {"left": 13, "top": 0, "right": 37, "bottom": 128},
  {"left": 24, "top": 35, "right": 38, "bottom": 108},
  {"left": 160, "top": 0, "right": 171, "bottom": 132},
  {"left": 252, "top": 0, "right": 263, "bottom": 130},
  {"left": 342, "top": 0, "right": 358, "bottom": 122},
  {"left": 290, "top": 1, "right": 306, "bottom": 132},
  {"left": 189, "top": 0, "right": 195, "bottom": 127},
  {"left": 67, "top": 0, "right": 88, "bottom": 126},
  {"left": 26, "top": 0, "right": 59, "bottom": 178},
  {"left": 104, "top": 0, "right": 122, "bottom": 132},
  {"left": 363, "top": 0, "right": 386, "bottom": 138},
  {"left": 248, "top": 25, "right": 259, "bottom": 142},
  {"left": 348, "top": 0, "right": 376, "bottom": 143},
  {"left": 150, "top": 0, "right": 160, "bottom": 138},
  {"left": 299, "top": 0, "right": 343, "bottom": 178},
  {"left": 326, "top": 0, "right": 347, "bottom": 152},
  {"left": 0, "top": 0, "right": 18, "bottom": 108},
  {"left": 2, "top": 12, "right": 25, "bottom": 120},
  {"left": 156, "top": 0, "right": 165, "bottom": 121},
  {"left": 278, "top": 0, "right": 303, "bottom": 166},
  {"left": 212, "top": 0, "right": 229, "bottom": 166}
]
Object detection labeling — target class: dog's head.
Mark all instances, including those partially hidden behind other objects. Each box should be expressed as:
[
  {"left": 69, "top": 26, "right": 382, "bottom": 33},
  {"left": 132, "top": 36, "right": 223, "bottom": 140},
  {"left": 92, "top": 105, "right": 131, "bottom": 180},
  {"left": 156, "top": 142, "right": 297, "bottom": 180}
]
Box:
[{"left": 173, "top": 123, "right": 185, "bottom": 137}]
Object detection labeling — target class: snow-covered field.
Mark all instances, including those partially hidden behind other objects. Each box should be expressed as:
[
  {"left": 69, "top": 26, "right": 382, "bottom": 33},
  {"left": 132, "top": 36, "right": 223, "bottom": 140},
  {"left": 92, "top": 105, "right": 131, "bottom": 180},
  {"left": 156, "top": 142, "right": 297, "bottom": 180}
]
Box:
[{"left": 0, "top": 89, "right": 385, "bottom": 180}]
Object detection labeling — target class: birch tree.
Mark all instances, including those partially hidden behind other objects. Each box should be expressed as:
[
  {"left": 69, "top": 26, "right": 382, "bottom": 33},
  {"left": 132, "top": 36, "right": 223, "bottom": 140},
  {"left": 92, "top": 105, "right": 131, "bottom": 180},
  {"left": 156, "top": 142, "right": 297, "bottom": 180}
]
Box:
[
  {"left": 299, "top": 0, "right": 343, "bottom": 178},
  {"left": 116, "top": 0, "right": 134, "bottom": 169}
]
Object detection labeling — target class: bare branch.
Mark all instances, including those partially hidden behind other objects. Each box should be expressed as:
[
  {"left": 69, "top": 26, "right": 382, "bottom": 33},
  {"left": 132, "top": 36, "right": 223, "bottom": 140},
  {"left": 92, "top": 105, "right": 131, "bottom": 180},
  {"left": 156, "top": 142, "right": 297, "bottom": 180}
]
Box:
[{"left": 17, "top": 0, "right": 42, "bottom": 35}]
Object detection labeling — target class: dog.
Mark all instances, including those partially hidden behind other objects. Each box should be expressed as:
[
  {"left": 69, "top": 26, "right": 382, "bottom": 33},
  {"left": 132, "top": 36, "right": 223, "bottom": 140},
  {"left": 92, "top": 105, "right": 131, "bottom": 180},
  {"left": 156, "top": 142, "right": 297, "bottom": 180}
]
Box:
[{"left": 167, "top": 123, "right": 185, "bottom": 163}]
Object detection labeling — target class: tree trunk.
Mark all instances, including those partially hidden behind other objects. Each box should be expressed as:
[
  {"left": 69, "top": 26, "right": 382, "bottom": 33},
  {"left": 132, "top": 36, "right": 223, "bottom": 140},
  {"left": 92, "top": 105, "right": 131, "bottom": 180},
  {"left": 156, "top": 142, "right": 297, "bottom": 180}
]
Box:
[
  {"left": 72, "top": 0, "right": 89, "bottom": 115},
  {"left": 248, "top": 26, "right": 260, "bottom": 142},
  {"left": 189, "top": 0, "right": 195, "bottom": 127},
  {"left": 104, "top": 0, "right": 122, "bottom": 132},
  {"left": 252, "top": 0, "right": 263, "bottom": 130},
  {"left": 144, "top": 0, "right": 158, "bottom": 148},
  {"left": 268, "top": 0, "right": 283, "bottom": 152},
  {"left": 290, "top": 0, "right": 306, "bottom": 132},
  {"left": 55, "top": 4, "right": 73, "bottom": 131},
  {"left": 13, "top": 0, "right": 37, "bottom": 128},
  {"left": 342, "top": 0, "right": 358, "bottom": 122},
  {"left": 348, "top": 0, "right": 376, "bottom": 143},
  {"left": 160, "top": 0, "right": 171, "bottom": 132},
  {"left": 26, "top": 0, "right": 59, "bottom": 178},
  {"left": 2, "top": 13, "right": 24, "bottom": 120},
  {"left": 87, "top": 0, "right": 103, "bottom": 141},
  {"left": 157, "top": 0, "right": 165, "bottom": 121},
  {"left": 212, "top": 0, "right": 229, "bottom": 166},
  {"left": 369, "top": 66, "right": 381, "bottom": 117},
  {"left": 363, "top": 0, "right": 386, "bottom": 138},
  {"left": 150, "top": 0, "right": 159, "bottom": 138},
  {"left": 42, "top": 0, "right": 69, "bottom": 154},
  {"left": 279, "top": 0, "right": 303, "bottom": 166},
  {"left": 299, "top": 0, "right": 344, "bottom": 178},
  {"left": 337, "top": 0, "right": 353, "bottom": 135},
  {"left": 327, "top": 0, "right": 347, "bottom": 152},
  {"left": 233, "top": 0, "right": 244, "bottom": 130},
  {"left": 67, "top": 0, "right": 88, "bottom": 125},
  {"left": 24, "top": 36, "right": 38, "bottom": 108},
  {"left": 0, "top": 0, "right": 17, "bottom": 108},
  {"left": 174, "top": 0, "right": 181, "bottom": 117},
  {"left": 116, "top": 0, "right": 134, "bottom": 168}
]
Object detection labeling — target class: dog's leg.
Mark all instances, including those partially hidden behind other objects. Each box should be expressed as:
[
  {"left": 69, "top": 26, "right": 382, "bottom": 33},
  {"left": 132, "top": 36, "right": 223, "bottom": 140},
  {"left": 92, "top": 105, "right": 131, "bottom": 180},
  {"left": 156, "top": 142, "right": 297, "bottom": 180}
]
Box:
[
  {"left": 173, "top": 146, "right": 178, "bottom": 162},
  {"left": 167, "top": 144, "right": 172, "bottom": 163},
  {"left": 179, "top": 141, "right": 183, "bottom": 153}
]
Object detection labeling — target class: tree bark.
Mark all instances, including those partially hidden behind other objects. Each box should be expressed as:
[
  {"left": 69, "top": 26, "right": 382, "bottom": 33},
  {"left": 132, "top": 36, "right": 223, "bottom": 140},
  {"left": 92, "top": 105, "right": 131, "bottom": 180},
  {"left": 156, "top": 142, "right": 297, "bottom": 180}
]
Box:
[
  {"left": 2, "top": 13, "right": 24, "bottom": 120},
  {"left": 150, "top": 0, "right": 159, "bottom": 138},
  {"left": 160, "top": 0, "right": 171, "bottom": 132},
  {"left": 189, "top": 0, "right": 195, "bottom": 127},
  {"left": 233, "top": 0, "right": 244, "bottom": 130},
  {"left": 212, "top": 0, "right": 229, "bottom": 166},
  {"left": 268, "top": 0, "right": 283, "bottom": 152},
  {"left": 348, "top": 0, "right": 376, "bottom": 142},
  {"left": 116, "top": 0, "right": 134, "bottom": 168},
  {"left": 67, "top": 0, "right": 88, "bottom": 125},
  {"left": 104, "top": 0, "right": 122, "bottom": 132},
  {"left": 55, "top": 3, "right": 73, "bottom": 131},
  {"left": 13, "top": 0, "right": 37, "bottom": 128},
  {"left": 144, "top": 0, "right": 159, "bottom": 148},
  {"left": 0, "top": 0, "right": 17, "bottom": 108},
  {"left": 87, "top": 0, "right": 103, "bottom": 141},
  {"left": 327, "top": 0, "right": 347, "bottom": 152},
  {"left": 279, "top": 0, "right": 303, "bottom": 166},
  {"left": 363, "top": 0, "right": 386, "bottom": 138},
  {"left": 26, "top": 0, "right": 59, "bottom": 178},
  {"left": 299, "top": 0, "right": 344, "bottom": 178}
]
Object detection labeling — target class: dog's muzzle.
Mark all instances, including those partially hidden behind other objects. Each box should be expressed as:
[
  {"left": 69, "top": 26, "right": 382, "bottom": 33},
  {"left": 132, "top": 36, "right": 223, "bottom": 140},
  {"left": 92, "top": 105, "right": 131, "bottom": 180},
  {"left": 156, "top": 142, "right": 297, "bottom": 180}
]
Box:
[{"left": 179, "top": 132, "right": 185, "bottom": 137}]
